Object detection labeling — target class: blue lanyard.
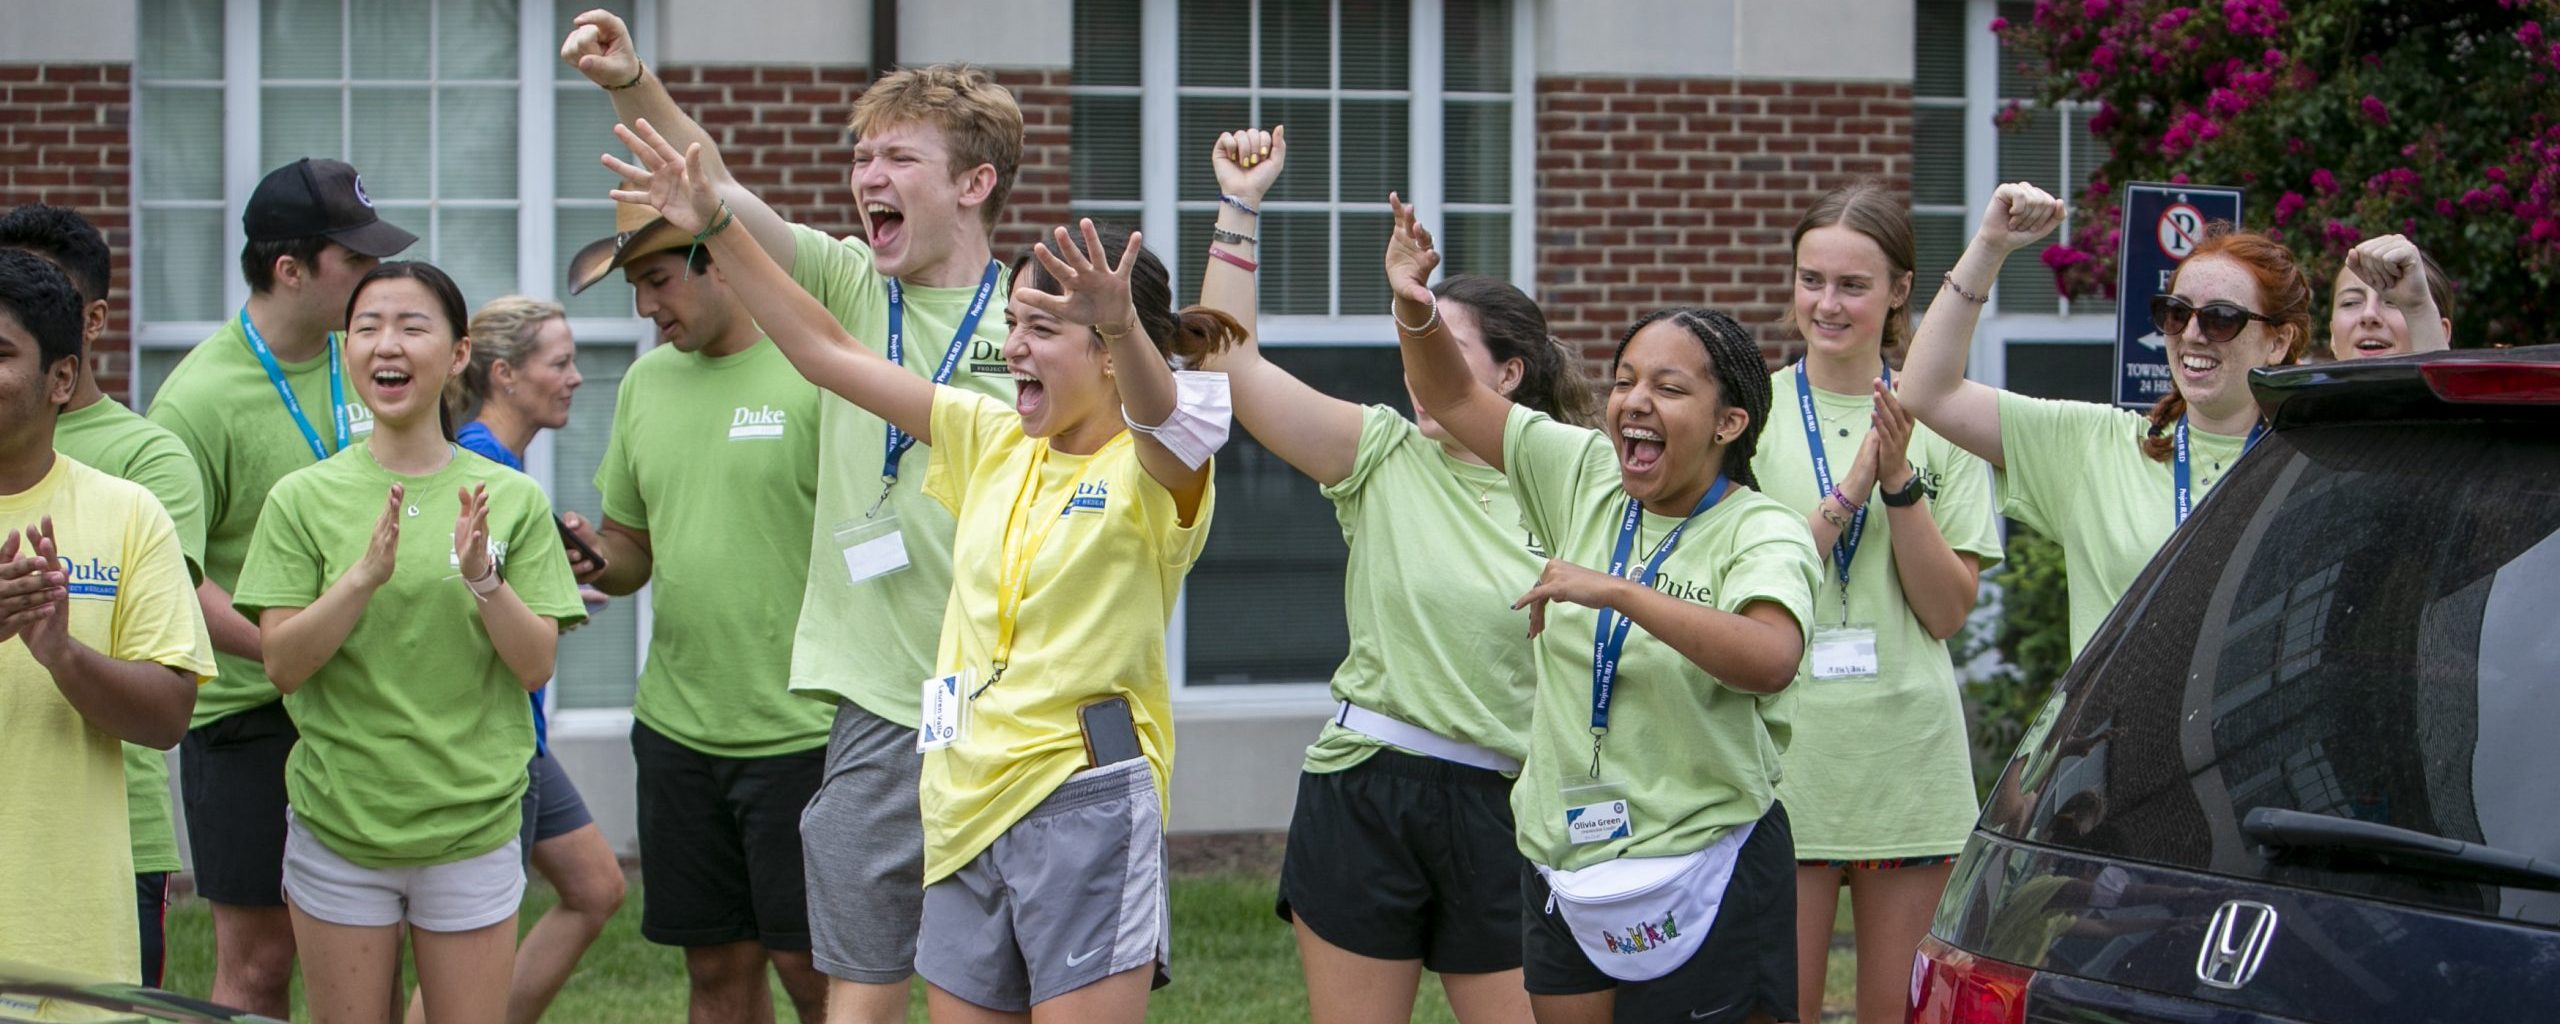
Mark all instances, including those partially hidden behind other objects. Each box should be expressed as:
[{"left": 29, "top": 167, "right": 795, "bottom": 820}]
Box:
[
  {"left": 2171, "top": 417, "right": 2267, "bottom": 526},
  {"left": 1589, "top": 475, "right": 1730, "bottom": 756},
  {"left": 878, "top": 261, "right": 1002, "bottom": 488},
  {"left": 1793, "top": 361, "right": 1883, "bottom": 596},
  {"left": 239, "top": 308, "right": 346, "bottom": 462}
]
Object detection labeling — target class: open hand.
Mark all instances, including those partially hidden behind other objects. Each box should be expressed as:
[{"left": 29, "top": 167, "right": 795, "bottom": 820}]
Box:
[
  {"left": 454, "top": 483, "right": 493, "bottom": 583},
  {"left": 1512, "top": 558, "right": 1629, "bottom": 639},
  {"left": 0, "top": 520, "right": 69, "bottom": 656},
  {"left": 559, "top": 9, "right": 641, "bottom": 89},
  {"left": 349, "top": 485, "right": 403, "bottom": 592},
  {"left": 604, "top": 119, "right": 721, "bottom": 235},
  {"left": 1385, "top": 192, "right": 1441, "bottom": 310},
  {"left": 1021, "top": 219, "right": 1144, "bottom": 337},
  {"left": 1211, "top": 126, "right": 1287, "bottom": 205},
  {"left": 2344, "top": 233, "right": 2433, "bottom": 312},
  {"left": 1978, "top": 181, "right": 2065, "bottom": 255},
  {"left": 1871, "top": 378, "right": 1916, "bottom": 491}
]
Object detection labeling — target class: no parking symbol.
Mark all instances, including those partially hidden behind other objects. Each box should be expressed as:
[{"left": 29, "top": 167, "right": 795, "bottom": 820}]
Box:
[{"left": 2156, "top": 203, "right": 2208, "bottom": 259}]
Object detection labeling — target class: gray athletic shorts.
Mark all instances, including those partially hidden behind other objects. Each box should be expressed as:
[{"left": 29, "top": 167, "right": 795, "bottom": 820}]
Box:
[
  {"left": 916, "top": 757, "right": 1170, "bottom": 1012},
  {"left": 801, "top": 702, "right": 926, "bottom": 983}
]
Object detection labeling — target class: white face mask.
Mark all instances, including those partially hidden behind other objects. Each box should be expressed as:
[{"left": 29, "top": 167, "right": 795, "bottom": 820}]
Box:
[{"left": 1121, "top": 369, "right": 1233, "bottom": 470}]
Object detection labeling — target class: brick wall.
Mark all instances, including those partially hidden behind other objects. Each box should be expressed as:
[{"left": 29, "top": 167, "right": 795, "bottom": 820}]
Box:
[
  {"left": 1534, "top": 77, "right": 1913, "bottom": 369},
  {"left": 659, "top": 65, "right": 1071, "bottom": 263},
  {"left": 0, "top": 64, "right": 134, "bottom": 395}
]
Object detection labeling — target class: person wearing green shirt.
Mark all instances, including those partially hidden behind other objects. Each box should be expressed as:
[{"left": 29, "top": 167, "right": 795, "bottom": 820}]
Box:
[
  {"left": 554, "top": 204, "right": 831, "bottom": 1022},
  {"left": 565, "top": 12, "right": 1020, "bottom": 1019},
  {"left": 2, "top": 203, "right": 210, "bottom": 991},
  {"left": 1746, "top": 185, "right": 2003, "bottom": 1024},
  {"left": 1389, "top": 195, "right": 1819, "bottom": 1024},
  {"left": 145, "top": 158, "right": 414, "bottom": 1019},
  {"left": 235, "top": 262, "right": 584, "bottom": 1024},
  {"left": 1896, "top": 184, "right": 2313, "bottom": 659},
  {"left": 1192, "top": 129, "right": 1591, "bottom": 1024}
]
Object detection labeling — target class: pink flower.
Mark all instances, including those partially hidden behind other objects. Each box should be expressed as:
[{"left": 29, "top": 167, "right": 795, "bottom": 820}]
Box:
[
  {"left": 1990, "top": 15, "right": 2010, "bottom": 32},
  {"left": 2311, "top": 168, "right": 2339, "bottom": 194},
  {"left": 2487, "top": 166, "right": 2509, "bottom": 182},
  {"left": 2084, "top": 0, "right": 2120, "bottom": 20},
  {"left": 2090, "top": 102, "right": 2121, "bottom": 134},
  {"left": 2520, "top": 21, "right": 2544, "bottom": 49},
  {"left": 2206, "top": 87, "right": 2249, "bottom": 118},
  {"left": 2274, "top": 191, "right": 2307, "bottom": 224},
  {"left": 2435, "top": 198, "right": 2457, "bottom": 216},
  {"left": 2322, "top": 220, "right": 2362, "bottom": 251},
  {"left": 2158, "top": 110, "right": 2223, "bottom": 157},
  {"left": 2078, "top": 70, "right": 2104, "bottom": 91},
  {"left": 2263, "top": 47, "right": 2287, "bottom": 67},
  {"left": 2286, "top": 136, "right": 2308, "bottom": 156},
  {"left": 2153, "top": 6, "right": 2198, "bottom": 38},
  {"left": 2362, "top": 95, "right": 2391, "bottom": 125},
  {"left": 2233, "top": 70, "right": 2275, "bottom": 97},
  {"left": 2222, "top": 0, "right": 2288, "bottom": 39},
  {"left": 2172, "top": 172, "right": 2192, "bottom": 184},
  {"left": 2041, "top": 245, "right": 2094, "bottom": 270},
  {"left": 2091, "top": 43, "right": 2119, "bottom": 73}
]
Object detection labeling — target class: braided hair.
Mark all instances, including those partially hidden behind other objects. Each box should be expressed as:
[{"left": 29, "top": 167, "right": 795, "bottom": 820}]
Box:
[{"left": 1611, "top": 307, "right": 1772, "bottom": 490}]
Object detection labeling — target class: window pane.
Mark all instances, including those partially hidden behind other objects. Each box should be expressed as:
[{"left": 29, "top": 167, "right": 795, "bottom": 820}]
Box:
[
  {"left": 437, "top": 208, "right": 520, "bottom": 310},
  {"left": 1914, "top": 0, "right": 1967, "bottom": 99},
  {"left": 2067, "top": 107, "right": 2116, "bottom": 319},
  {"left": 1338, "top": 99, "right": 1405, "bottom": 202},
  {"left": 1337, "top": 0, "right": 1408, "bottom": 91},
  {"left": 1072, "top": 95, "right": 1144, "bottom": 204},
  {"left": 552, "top": 0, "right": 638, "bottom": 82},
  {"left": 347, "top": 88, "right": 431, "bottom": 200},
  {"left": 1262, "top": 97, "right": 1331, "bottom": 203},
  {"left": 1176, "top": 208, "right": 1212, "bottom": 306},
  {"left": 437, "top": 0, "right": 521, "bottom": 81},
  {"left": 1178, "top": 0, "right": 1250, "bottom": 88},
  {"left": 140, "top": 208, "right": 226, "bottom": 323},
  {"left": 1444, "top": 0, "right": 1512, "bottom": 93},
  {"left": 1339, "top": 211, "right": 1391, "bottom": 315},
  {"left": 141, "top": 88, "right": 224, "bottom": 201},
  {"left": 1995, "top": 106, "right": 2062, "bottom": 315},
  {"left": 1178, "top": 95, "right": 1252, "bottom": 201},
  {"left": 554, "top": 86, "right": 621, "bottom": 201},
  {"left": 555, "top": 205, "right": 632, "bottom": 320},
  {"left": 553, "top": 344, "right": 639, "bottom": 710},
  {"left": 135, "top": 346, "right": 189, "bottom": 412},
  {"left": 350, "top": 1, "right": 431, "bottom": 81},
  {"left": 1185, "top": 346, "right": 1413, "bottom": 685},
  {"left": 1442, "top": 211, "right": 1510, "bottom": 283},
  {"left": 1913, "top": 105, "right": 1965, "bottom": 207},
  {"left": 140, "top": 0, "right": 225, "bottom": 81},
  {"left": 1260, "top": 0, "right": 1334, "bottom": 91},
  {"left": 1444, "top": 99, "right": 1510, "bottom": 205},
  {"left": 1997, "top": 0, "right": 2038, "bottom": 99},
  {"left": 2002, "top": 340, "right": 2113, "bottom": 403},
  {"left": 1263, "top": 210, "right": 1330, "bottom": 316},
  {"left": 1074, "top": 0, "right": 1143, "bottom": 88},
  {"left": 261, "top": 0, "right": 343, "bottom": 79},
  {"left": 261, "top": 87, "right": 344, "bottom": 172},
  {"left": 1910, "top": 211, "right": 1965, "bottom": 319},
  {"left": 438, "top": 87, "right": 520, "bottom": 199}
]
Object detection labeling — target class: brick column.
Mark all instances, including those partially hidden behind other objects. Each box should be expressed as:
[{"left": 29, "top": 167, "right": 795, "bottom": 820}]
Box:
[{"left": 0, "top": 63, "right": 134, "bottom": 395}]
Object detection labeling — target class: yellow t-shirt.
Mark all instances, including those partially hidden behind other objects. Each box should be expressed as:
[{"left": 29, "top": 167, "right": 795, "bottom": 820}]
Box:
[
  {"left": 918, "top": 387, "right": 1214, "bottom": 884},
  {"left": 0, "top": 455, "right": 215, "bottom": 984}
]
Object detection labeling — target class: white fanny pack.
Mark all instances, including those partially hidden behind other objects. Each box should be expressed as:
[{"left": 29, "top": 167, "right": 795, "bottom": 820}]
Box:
[
  {"left": 1332, "top": 701, "right": 1522, "bottom": 773},
  {"left": 1536, "top": 821, "right": 1755, "bottom": 982}
]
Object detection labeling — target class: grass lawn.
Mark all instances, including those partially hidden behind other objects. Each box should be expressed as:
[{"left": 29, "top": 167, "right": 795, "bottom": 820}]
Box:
[{"left": 162, "top": 874, "right": 1863, "bottom": 1022}]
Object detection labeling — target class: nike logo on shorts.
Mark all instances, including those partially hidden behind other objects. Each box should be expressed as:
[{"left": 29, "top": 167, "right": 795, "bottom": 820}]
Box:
[
  {"left": 1066, "top": 945, "right": 1106, "bottom": 967},
  {"left": 1690, "top": 1000, "right": 1739, "bottom": 1020}
]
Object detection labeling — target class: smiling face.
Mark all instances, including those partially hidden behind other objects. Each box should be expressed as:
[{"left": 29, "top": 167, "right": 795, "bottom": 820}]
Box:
[
  {"left": 1407, "top": 300, "right": 1522, "bottom": 444},
  {"left": 1790, "top": 224, "right": 1910, "bottom": 363},
  {"left": 2165, "top": 255, "right": 2294, "bottom": 419},
  {"left": 625, "top": 250, "right": 740, "bottom": 354},
  {"left": 1000, "top": 288, "right": 1114, "bottom": 440},
  {"left": 1608, "top": 320, "right": 1748, "bottom": 511},
  {"left": 2329, "top": 264, "right": 2450, "bottom": 359},
  {"left": 345, "top": 277, "right": 468, "bottom": 431},
  {"left": 498, "top": 317, "right": 580, "bottom": 430},
  {"left": 851, "top": 120, "right": 986, "bottom": 283}
]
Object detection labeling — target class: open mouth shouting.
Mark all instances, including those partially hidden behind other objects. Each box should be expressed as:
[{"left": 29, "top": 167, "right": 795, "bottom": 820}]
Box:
[
  {"left": 865, "top": 201, "right": 906, "bottom": 255},
  {"left": 1618, "top": 424, "right": 1667, "bottom": 477},
  {"left": 1011, "top": 368, "right": 1045, "bottom": 420}
]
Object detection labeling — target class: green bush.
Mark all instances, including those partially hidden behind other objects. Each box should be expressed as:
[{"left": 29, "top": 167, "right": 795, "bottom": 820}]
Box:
[{"left": 1963, "top": 523, "right": 2071, "bottom": 794}]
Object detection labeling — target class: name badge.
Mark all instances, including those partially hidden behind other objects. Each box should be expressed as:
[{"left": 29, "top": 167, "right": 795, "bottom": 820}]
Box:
[
  {"left": 1562, "top": 778, "right": 1633, "bottom": 845},
  {"left": 918, "top": 669, "right": 974, "bottom": 752},
  {"left": 836, "top": 516, "right": 910, "bottom": 584},
  {"left": 1810, "top": 623, "right": 1879, "bottom": 681}
]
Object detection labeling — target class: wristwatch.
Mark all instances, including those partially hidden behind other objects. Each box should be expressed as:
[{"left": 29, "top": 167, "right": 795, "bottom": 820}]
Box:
[{"left": 1880, "top": 471, "right": 1935, "bottom": 508}]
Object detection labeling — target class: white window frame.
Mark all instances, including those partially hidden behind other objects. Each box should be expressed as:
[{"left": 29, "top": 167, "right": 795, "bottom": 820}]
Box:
[{"left": 127, "top": 0, "right": 660, "bottom": 735}]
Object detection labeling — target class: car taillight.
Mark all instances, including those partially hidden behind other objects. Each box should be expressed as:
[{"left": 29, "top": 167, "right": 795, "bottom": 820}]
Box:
[
  {"left": 2421, "top": 362, "right": 2560, "bottom": 404},
  {"left": 1909, "top": 933, "right": 2034, "bottom": 1024}
]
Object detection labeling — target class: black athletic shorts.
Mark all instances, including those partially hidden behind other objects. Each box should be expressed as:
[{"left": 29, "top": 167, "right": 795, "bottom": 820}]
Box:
[
  {"left": 1522, "top": 801, "right": 1797, "bottom": 1023},
  {"left": 178, "top": 700, "right": 297, "bottom": 907},
  {"left": 631, "top": 720, "right": 823, "bottom": 949},
  {"left": 1275, "top": 749, "right": 1527, "bottom": 974}
]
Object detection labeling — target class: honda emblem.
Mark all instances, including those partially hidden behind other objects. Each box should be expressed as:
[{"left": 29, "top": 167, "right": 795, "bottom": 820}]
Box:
[{"left": 2195, "top": 899, "right": 2278, "bottom": 990}]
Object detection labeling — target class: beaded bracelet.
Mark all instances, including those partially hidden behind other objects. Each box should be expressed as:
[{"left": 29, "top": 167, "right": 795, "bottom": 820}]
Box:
[
  {"left": 1210, "top": 227, "right": 1257, "bottom": 247},
  {"left": 1941, "top": 271, "right": 1990, "bottom": 305},
  {"left": 1394, "top": 299, "right": 1440, "bottom": 335}
]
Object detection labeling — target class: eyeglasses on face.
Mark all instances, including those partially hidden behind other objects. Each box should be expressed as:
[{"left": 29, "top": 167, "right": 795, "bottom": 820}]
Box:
[{"left": 2150, "top": 294, "right": 2280, "bottom": 344}]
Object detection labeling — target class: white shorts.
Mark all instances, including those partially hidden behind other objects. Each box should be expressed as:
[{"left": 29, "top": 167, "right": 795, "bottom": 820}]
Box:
[{"left": 282, "top": 809, "right": 525, "bottom": 931}]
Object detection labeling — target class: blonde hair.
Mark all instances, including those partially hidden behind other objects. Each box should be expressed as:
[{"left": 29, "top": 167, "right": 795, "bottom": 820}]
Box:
[
  {"left": 847, "top": 64, "right": 1024, "bottom": 230},
  {"left": 454, "top": 295, "right": 566, "bottom": 422}
]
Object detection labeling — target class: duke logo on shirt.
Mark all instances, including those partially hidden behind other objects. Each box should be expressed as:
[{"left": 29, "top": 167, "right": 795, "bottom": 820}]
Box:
[
  {"left": 342, "top": 402, "right": 375, "bottom": 440},
  {"left": 1063, "top": 480, "right": 1109, "bottom": 516},
  {"left": 59, "top": 556, "right": 122, "bottom": 600},
  {"left": 729, "top": 405, "right": 787, "bottom": 441},
  {"left": 449, "top": 538, "right": 511, "bottom": 572},
  {"left": 1653, "top": 575, "right": 1712, "bottom": 605},
  {"left": 967, "top": 338, "right": 1008, "bottom": 377}
]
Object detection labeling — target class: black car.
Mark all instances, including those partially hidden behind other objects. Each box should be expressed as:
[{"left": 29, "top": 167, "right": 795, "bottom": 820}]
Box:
[{"left": 1911, "top": 347, "right": 2560, "bottom": 1024}]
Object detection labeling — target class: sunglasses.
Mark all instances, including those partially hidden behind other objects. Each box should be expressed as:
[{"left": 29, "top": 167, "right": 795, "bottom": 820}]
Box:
[{"left": 2149, "top": 294, "right": 2281, "bottom": 344}]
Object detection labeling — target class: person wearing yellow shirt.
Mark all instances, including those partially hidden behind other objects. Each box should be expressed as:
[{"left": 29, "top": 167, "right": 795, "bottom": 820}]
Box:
[
  {"left": 612, "top": 119, "right": 1244, "bottom": 1023},
  {"left": 0, "top": 248, "right": 211, "bottom": 989}
]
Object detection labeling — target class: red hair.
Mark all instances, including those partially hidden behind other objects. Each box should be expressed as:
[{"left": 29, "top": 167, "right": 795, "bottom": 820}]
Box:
[{"left": 2140, "top": 226, "right": 2312, "bottom": 461}]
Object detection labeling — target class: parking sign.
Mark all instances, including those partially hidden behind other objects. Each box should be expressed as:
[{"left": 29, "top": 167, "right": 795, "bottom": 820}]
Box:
[{"left": 2117, "top": 183, "right": 2244, "bottom": 408}]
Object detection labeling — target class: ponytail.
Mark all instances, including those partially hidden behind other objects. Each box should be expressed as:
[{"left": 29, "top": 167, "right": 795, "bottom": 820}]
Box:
[{"left": 1166, "top": 305, "right": 1249, "bottom": 367}]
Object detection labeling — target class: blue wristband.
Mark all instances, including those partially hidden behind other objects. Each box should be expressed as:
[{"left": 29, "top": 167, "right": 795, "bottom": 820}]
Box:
[{"left": 1219, "top": 193, "right": 1260, "bottom": 217}]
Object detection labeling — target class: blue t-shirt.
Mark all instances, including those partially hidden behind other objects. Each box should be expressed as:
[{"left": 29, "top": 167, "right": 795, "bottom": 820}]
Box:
[{"left": 458, "top": 419, "right": 545, "bottom": 752}]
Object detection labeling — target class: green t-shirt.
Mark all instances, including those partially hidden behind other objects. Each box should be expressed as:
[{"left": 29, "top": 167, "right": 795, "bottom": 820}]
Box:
[
  {"left": 1994, "top": 391, "right": 2249, "bottom": 658},
  {"left": 595, "top": 338, "right": 830, "bottom": 757},
  {"left": 783, "top": 225, "right": 1015, "bottom": 727},
  {"left": 1750, "top": 369, "right": 2005, "bottom": 860},
  {"left": 149, "top": 316, "right": 374, "bottom": 728},
  {"left": 55, "top": 398, "right": 207, "bottom": 874},
  {"left": 234, "top": 445, "right": 585, "bottom": 868},
  {"left": 1303, "top": 405, "right": 1543, "bottom": 774},
  {"left": 1501, "top": 406, "right": 1819, "bottom": 871}
]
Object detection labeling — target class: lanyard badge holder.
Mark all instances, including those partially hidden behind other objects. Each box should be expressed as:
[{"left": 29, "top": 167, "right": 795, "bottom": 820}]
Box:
[
  {"left": 1795, "top": 362, "right": 1880, "bottom": 682},
  {"left": 840, "top": 262, "right": 1001, "bottom": 587},
  {"left": 2171, "top": 417, "right": 2267, "bottom": 528},
  {"left": 240, "top": 308, "right": 351, "bottom": 462},
  {"left": 1565, "top": 477, "right": 1727, "bottom": 845}
]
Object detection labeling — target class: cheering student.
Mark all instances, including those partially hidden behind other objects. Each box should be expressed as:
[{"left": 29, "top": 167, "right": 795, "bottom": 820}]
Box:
[
  {"left": 234, "top": 262, "right": 584, "bottom": 1024},
  {"left": 3, "top": 203, "right": 209, "bottom": 989},
  {"left": 0, "top": 248, "right": 209, "bottom": 986},
  {"left": 1195, "top": 127, "right": 1584, "bottom": 1024},
  {"left": 1895, "top": 184, "right": 2311, "bottom": 657},
  {"left": 1746, "top": 183, "right": 2002, "bottom": 1024},
  {"left": 1389, "top": 194, "right": 1820, "bottom": 1024},
  {"left": 613, "top": 117, "right": 1242, "bottom": 1022},
  {"left": 2327, "top": 233, "right": 2452, "bottom": 359}
]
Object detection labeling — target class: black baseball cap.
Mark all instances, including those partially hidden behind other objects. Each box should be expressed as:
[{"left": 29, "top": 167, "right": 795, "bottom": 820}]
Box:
[{"left": 243, "top": 158, "right": 417, "bottom": 258}]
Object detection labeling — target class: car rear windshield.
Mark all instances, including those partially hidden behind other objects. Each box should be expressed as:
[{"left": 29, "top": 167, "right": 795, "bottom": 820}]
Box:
[{"left": 1987, "top": 419, "right": 2560, "bottom": 927}]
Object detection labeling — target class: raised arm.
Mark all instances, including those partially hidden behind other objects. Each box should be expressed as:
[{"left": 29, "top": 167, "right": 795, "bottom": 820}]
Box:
[
  {"left": 453, "top": 485, "right": 561, "bottom": 690},
  {"left": 609, "top": 119, "right": 935, "bottom": 443},
  {"left": 1019, "top": 221, "right": 1213, "bottom": 522},
  {"left": 2343, "top": 233, "right": 2450, "bottom": 353},
  {"left": 1193, "top": 126, "right": 1365, "bottom": 486},
  {"left": 1899, "top": 182, "right": 2065, "bottom": 469},
  {"left": 1386, "top": 193, "right": 1513, "bottom": 470},
  {"left": 563, "top": 8, "right": 799, "bottom": 271}
]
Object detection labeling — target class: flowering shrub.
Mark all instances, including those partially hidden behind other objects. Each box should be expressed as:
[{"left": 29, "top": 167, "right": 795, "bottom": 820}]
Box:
[{"left": 1999, "top": 0, "right": 2560, "bottom": 346}]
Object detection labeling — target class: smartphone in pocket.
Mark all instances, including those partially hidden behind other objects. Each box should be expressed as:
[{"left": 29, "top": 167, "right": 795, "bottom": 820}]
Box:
[{"left": 1078, "top": 696, "right": 1143, "bottom": 768}]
